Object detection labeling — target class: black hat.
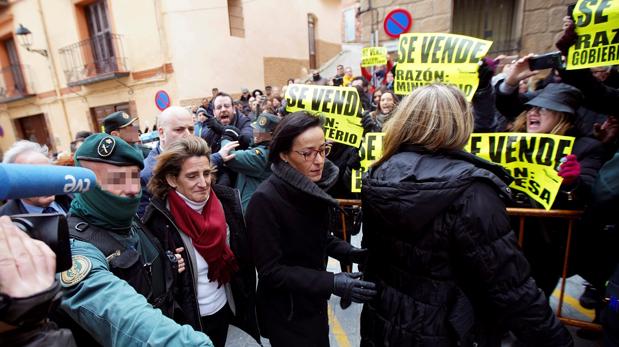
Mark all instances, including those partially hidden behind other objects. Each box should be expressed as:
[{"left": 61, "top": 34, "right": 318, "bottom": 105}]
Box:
[
  {"left": 525, "top": 83, "right": 582, "bottom": 115},
  {"left": 252, "top": 113, "right": 280, "bottom": 133},
  {"left": 103, "top": 111, "right": 138, "bottom": 134}
]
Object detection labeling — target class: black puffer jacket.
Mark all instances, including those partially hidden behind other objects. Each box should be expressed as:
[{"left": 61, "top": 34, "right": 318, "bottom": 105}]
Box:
[
  {"left": 142, "top": 184, "right": 260, "bottom": 343},
  {"left": 360, "top": 145, "right": 572, "bottom": 347}
]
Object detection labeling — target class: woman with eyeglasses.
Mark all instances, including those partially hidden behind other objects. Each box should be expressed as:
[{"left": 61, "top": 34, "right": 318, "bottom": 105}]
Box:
[
  {"left": 245, "top": 111, "right": 376, "bottom": 346},
  {"left": 496, "top": 56, "right": 606, "bottom": 298},
  {"left": 143, "top": 137, "right": 260, "bottom": 346}
]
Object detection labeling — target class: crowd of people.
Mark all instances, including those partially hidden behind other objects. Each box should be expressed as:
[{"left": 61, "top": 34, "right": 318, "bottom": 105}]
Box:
[{"left": 1, "top": 14, "right": 619, "bottom": 347}]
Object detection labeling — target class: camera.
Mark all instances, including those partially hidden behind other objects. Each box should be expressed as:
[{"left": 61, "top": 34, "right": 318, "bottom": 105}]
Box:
[
  {"left": 333, "top": 76, "right": 344, "bottom": 86},
  {"left": 528, "top": 51, "right": 563, "bottom": 71},
  {"left": 9, "top": 213, "right": 72, "bottom": 272}
]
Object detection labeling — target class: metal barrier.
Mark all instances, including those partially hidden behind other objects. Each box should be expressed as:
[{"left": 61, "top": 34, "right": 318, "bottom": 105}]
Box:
[{"left": 336, "top": 199, "right": 602, "bottom": 332}]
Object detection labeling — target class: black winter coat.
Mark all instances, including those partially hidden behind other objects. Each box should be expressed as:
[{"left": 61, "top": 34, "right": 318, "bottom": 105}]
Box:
[
  {"left": 141, "top": 184, "right": 260, "bottom": 342},
  {"left": 246, "top": 161, "right": 353, "bottom": 347},
  {"left": 360, "top": 145, "right": 573, "bottom": 347}
]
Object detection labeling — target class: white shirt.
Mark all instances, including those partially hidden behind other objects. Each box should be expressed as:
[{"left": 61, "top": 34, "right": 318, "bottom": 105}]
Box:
[{"left": 175, "top": 191, "right": 227, "bottom": 316}]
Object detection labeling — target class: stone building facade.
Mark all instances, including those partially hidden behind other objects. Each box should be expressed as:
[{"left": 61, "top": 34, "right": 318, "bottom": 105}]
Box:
[
  {"left": 0, "top": 0, "right": 342, "bottom": 154},
  {"left": 356, "top": 0, "right": 572, "bottom": 57}
]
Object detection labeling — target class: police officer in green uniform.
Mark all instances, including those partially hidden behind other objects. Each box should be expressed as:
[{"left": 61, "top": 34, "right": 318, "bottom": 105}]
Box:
[
  {"left": 218, "top": 113, "right": 280, "bottom": 211},
  {"left": 58, "top": 133, "right": 212, "bottom": 346},
  {"left": 103, "top": 111, "right": 151, "bottom": 158}
]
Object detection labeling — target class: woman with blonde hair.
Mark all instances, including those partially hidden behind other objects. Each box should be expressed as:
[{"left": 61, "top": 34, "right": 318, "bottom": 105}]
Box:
[{"left": 359, "top": 84, "right": 572, "bottom": 346}]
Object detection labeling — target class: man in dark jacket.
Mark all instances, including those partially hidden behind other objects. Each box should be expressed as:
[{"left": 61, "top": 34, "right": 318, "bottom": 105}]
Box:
[
  {"left": 0, "top": 140, "right": 71, "bottom": 216},
  {"left": 203, "top": 92, "right": 253, "bottom": 153}
]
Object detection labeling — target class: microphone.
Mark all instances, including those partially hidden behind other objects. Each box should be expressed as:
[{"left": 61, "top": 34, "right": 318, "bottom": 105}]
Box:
[{"left": 0, "top": 164, "right": 97, "bottom": 200}]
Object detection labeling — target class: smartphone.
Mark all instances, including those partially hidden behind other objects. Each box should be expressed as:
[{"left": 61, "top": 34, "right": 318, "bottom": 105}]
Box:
[
  {"left": 567, "top": 3, "right": 576, "bottom": 19},
  {"left": 528, "top": 51, "right": 563, "bottom": 70}
]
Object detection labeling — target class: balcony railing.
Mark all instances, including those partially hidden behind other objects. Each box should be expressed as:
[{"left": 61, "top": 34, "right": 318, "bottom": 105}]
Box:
[
  {"left": 59, "top": 33, "right": 129, "bottom": 86},
  {"left": 0, "top": 64, "right": 34, "bottom": 103}
]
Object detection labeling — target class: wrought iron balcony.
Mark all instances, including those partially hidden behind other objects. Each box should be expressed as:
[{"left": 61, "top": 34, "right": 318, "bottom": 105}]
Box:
[
  {"left": 0, "top": 64, "right": 34, "bottom": 103},
  {"left": 59, "top": 32, "right": 129, "bottom": 87}
]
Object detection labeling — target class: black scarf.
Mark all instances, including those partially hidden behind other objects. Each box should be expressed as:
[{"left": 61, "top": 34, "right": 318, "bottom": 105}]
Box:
[{"left": 271, "top": 160, "right": 339, "bottom": 206}]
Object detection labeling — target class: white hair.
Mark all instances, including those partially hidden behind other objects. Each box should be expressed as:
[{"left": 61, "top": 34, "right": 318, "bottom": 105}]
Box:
[{"left": 3, "top": 140, "right": 49, "bottom": 163}]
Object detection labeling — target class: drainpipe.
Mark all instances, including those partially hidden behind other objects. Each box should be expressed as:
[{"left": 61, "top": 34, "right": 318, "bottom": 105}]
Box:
[{"left": 37, "top": 0, "right": 73, "bottom": 146}]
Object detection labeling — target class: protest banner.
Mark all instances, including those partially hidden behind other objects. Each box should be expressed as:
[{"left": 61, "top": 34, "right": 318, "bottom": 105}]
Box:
[
  {"left": 567, "top": 0, "right": 619, "bottom": 69},
  {"left": 465, "top": 133, "right": 575, "bottom": 210},
  {"left": 285, "top": 84, "right": 363, "bottom": 147},
  {"left": 351, "top": 132, "right": 385, "bottom": 193},
  {"left": 362, "top": 47, "right": 388, "bottom": 67},
  {"left": 351, "top": 132, "right": 575, "bottom": 210},
  {"left": 394, "top": 33, "right": 492, "bottom": 100}
]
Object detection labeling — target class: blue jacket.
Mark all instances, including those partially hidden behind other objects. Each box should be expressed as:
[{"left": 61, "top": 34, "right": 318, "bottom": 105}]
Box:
[{"left": 59, "top": 239, "right": 212, "bottom": 346}]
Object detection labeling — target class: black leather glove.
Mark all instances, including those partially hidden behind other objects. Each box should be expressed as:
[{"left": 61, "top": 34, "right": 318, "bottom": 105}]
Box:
[
  {"left": 346, "top": 151, "right": 361, "bottom": 170},
  {"left": 348, "top": 247, "right": 368, "bottom": 264},
  {"left": 222, "top": 125, "right": 241, "bottom": 141},
  {"left": 206, "top": 116, "right": 224, "bottom": 135},
  {"left": 333, "top": 272, "right": 377, "bottom": 303},
  {"left": 361, "top": 114, "right": 377, "bottom": 132}
]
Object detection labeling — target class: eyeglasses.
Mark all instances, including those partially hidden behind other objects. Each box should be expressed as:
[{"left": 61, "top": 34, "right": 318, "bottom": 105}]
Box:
[
  {"left": 528, "top": 106, "right": 555, "bottom": 116},
  {"left": 293, "top": 143, "right": 332, "bottom": 161}
]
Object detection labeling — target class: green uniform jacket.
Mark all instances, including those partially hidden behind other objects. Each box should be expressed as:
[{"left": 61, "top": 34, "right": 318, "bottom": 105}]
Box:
[
  {"left": 222, "top": 139, "right": 271, "bottom": 211},
  {"left": 59, "top": 239, "right": 212, "bottom": 347}
]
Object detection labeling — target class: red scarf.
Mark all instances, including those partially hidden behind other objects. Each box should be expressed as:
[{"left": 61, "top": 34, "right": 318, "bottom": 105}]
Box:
[{"left": 167, "top": 190, "right": 238, "bottom": 284}]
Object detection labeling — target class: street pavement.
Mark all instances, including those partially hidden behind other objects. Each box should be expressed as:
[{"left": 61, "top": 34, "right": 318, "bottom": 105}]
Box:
[{"left": 225, "top": 232, "right": 604, "bottom": 346}]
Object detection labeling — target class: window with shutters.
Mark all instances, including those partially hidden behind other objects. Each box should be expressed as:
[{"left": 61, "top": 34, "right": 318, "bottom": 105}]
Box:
[{"left": 228, "top": 0, "right": 245, "bottom": 38}]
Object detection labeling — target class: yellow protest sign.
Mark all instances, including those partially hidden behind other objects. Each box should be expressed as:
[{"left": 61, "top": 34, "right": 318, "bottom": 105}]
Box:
[
  {"left": 394, "top": 33, "right": 492, "bottom": 100},
  {"left": 351, "top": 132, "right": 385, "bottom": 193},
  {"left": 285, "top": 84, "right": 363, "bottom": 147},
  {"left": 362, "top": 47, "right": 388, "bottom": 67},
  {"left": 567, "top": 0, "right": 619, "bottom": 69},
  {"left": 351, "top": 132, "right": 575, "bottom": 210},
  {"left": 465, "top": 133, "right": 575, "bottom": 210}
]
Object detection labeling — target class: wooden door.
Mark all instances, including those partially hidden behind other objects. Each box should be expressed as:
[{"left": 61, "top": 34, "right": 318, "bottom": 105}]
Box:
[{"left": 15, "top": 114, "right": 52, "bottom": 150}]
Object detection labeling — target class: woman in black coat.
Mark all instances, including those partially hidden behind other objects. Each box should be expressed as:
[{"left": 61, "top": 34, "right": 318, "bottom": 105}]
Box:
[
  {"left": 142, "top": 137, "right": 260, "bottom": 346},
  {"left": 246, "top": 112, "right": 376, "bottom": 346},
  {"left": 360, "top": 84, "right": 572, "bottom": 346}
]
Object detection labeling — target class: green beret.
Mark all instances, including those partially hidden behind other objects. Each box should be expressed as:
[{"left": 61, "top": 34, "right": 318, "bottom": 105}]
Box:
[
  {"left": 103, "top": 111, "right": 138, "bottom": 134},
  {"left": 75, "top": 133, "right": 144, "bottom": 170}
]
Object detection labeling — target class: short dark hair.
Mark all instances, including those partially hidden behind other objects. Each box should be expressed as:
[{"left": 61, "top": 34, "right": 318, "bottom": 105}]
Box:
[
  {"left": 213, "top": 92, "right": 233, "bottom": 105},
  {"left": 269, "top": 111, "right": 322, "bottom": 164}
]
